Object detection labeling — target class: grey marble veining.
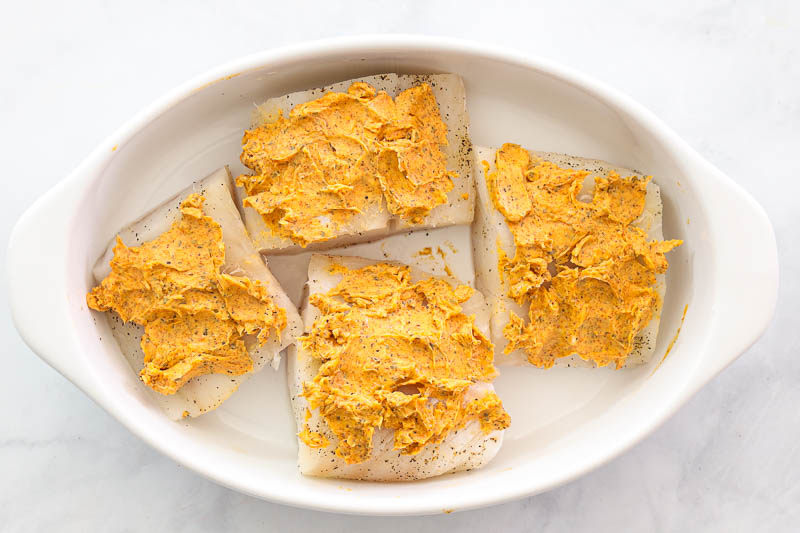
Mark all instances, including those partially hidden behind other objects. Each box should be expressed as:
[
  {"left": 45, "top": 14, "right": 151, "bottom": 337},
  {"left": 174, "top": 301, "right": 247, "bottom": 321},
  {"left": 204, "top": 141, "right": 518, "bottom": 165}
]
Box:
[{"left": 1, "top": 1, "right": 798, "bottom": 531}]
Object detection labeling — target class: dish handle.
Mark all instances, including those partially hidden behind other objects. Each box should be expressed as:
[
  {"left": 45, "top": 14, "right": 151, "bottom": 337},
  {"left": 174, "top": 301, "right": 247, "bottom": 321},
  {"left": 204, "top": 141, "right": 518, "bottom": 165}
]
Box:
[
  {"left": 8, "top": 166, "right": 96, "bottom": 393},
  {"left": 687, "top": 163, "right": 779, "bottom": 393}
]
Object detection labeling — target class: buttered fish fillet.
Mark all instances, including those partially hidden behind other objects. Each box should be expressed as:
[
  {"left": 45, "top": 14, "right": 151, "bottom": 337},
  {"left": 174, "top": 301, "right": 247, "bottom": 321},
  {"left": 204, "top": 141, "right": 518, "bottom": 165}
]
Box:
[
  {"left": 287, "top": 254, "right": 505, "bottom": 481},
  {"left": 236, "top": 73, "right": 474, "bottom": 254},
  {"left": 472, "top": 147, "right": 667, "bottom": 368},
  {"left": 92, "top": 167, "right": 303, "bottom": 419}
]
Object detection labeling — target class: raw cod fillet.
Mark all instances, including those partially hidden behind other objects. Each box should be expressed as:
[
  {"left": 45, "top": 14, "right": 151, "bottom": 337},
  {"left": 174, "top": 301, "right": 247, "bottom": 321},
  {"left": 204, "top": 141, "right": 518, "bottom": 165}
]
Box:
[
  {"left": 287, "top": 254, "right": 505, "bottom": 481},
  {"left": 92, "top": 167, "right": 303, "bottom": 419},
  {"left": 471, "top": 146, "right": 667, "bottom": 368},
  {"left": 236, "top": 72, "right": 474, "bottom": 254}
]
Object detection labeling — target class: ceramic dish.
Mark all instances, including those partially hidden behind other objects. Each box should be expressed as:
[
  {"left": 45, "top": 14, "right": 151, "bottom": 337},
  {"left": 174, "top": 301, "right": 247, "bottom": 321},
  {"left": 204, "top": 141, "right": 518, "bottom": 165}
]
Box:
[{"left": 8, "top": 35, "right": 778, "bottom": 515}]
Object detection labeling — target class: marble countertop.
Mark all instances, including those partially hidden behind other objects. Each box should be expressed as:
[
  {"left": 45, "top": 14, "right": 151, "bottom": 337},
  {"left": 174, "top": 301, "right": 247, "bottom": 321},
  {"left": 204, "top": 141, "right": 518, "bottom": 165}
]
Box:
[{"left": 2, "top": 1, "right": 797, "bottom": 531}]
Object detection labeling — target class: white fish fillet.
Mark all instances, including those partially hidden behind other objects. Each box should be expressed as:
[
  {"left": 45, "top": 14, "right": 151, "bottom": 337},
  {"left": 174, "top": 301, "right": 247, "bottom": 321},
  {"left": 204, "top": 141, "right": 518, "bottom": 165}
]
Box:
[
  {"left": 92, "top": 167, "right": 303, "bottom": 419},
  {"left": 288, "top": 254, "right": 504, "bottom": 481},
  {"left": 472, "top": 146, "right": 666, "bottom": 368},
  {"left": 236, "top": 72, "right": 474, "bottom": 254}
]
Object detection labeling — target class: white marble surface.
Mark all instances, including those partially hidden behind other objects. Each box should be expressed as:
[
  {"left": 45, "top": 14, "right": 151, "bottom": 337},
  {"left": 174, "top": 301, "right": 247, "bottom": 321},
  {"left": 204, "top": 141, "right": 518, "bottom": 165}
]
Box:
[{"left": 2, "top": 0, "right": 798, "bottom": 531}]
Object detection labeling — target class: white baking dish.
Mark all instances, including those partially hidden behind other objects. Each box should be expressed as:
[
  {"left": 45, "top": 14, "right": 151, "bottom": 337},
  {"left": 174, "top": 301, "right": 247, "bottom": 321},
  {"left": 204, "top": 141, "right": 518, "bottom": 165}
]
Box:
[{"left": 7, "top": 36, "right": 778, "bottom": 515}]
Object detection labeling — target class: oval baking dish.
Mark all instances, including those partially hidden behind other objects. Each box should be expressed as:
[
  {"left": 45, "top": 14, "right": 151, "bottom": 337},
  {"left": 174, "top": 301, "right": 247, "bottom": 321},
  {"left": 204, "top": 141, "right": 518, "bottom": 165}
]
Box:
[{"left": 7, "top": 36, "right": 778, "bottom": 515}]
